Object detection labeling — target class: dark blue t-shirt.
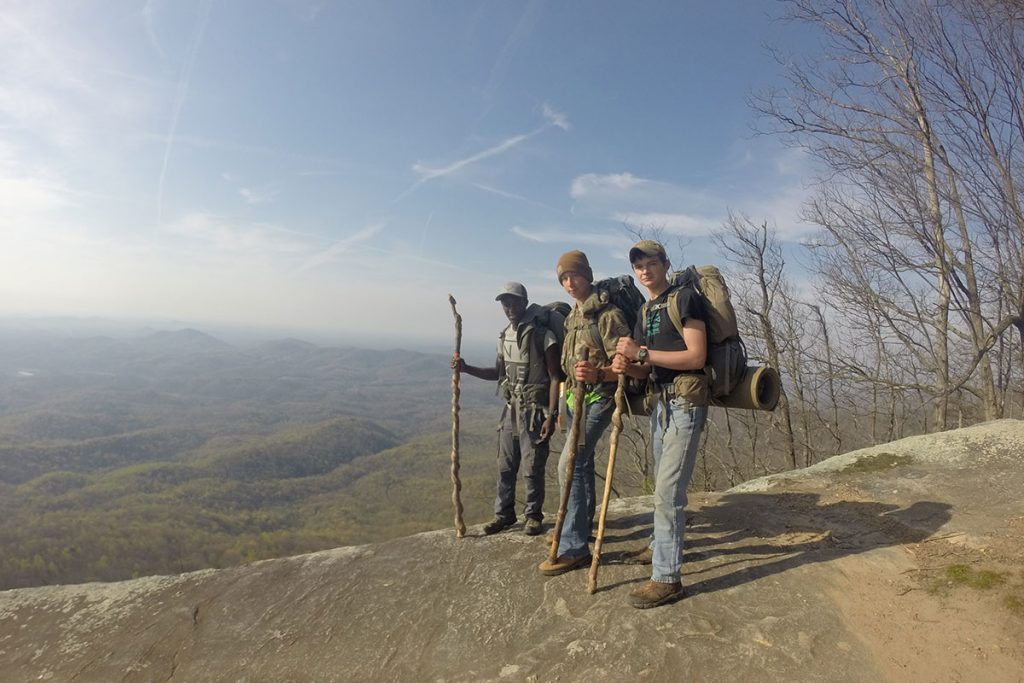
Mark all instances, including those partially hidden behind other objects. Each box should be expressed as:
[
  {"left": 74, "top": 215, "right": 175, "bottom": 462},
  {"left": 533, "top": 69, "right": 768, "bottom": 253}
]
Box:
[{"left": 633, "top": 285, "right": 707, "bottom": 385}]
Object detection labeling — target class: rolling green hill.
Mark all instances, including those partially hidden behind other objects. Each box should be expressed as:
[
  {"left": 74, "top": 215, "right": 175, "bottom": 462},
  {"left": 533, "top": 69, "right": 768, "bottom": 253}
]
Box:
[
  {"left": 0, "top": 414, "right": 498, "bottom": 589},
  {"left": 0, "top": 327, "right": 508, "bottom": 589}
]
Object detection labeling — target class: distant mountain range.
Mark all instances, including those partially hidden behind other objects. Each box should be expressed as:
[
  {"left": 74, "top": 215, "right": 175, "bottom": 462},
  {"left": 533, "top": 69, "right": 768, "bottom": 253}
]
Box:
[{"left": 0, "top": 326, "right": 502, "bottom": 589}]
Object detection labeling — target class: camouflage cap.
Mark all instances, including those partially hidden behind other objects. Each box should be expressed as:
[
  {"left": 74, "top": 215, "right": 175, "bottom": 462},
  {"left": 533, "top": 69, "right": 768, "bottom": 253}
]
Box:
[
  {"left": 495, "top": 281, "right": 528, "bottom": 301},
  {"left": 629, "top": 239, "right": 668, "bottom": 262}
]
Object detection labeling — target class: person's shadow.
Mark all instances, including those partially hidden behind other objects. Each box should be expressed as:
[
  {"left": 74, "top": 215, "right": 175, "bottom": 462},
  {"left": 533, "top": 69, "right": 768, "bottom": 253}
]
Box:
[{"left": 597, "top": 492, "right": 952, "bottom": 596}]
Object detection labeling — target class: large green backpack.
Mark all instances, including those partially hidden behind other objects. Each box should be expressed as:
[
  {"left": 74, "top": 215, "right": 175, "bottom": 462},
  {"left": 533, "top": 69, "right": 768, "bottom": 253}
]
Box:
[{"left": 664, "top": 266, "right": 747, "bottom": 399}]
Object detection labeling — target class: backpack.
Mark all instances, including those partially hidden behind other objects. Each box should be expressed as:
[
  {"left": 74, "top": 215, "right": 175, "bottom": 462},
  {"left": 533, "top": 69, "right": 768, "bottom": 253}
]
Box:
[
  {"left": 592, "top": 275, "right": 647, "bottom": 336},
  {"left": 587, "top": 276, "right": 651, "bottom": 415},
  {"left": 499, "top": 301, "right": 569, "bottom": 406},
  {"left": 664, "top": 266, "right": 747, "bottom": 399}
]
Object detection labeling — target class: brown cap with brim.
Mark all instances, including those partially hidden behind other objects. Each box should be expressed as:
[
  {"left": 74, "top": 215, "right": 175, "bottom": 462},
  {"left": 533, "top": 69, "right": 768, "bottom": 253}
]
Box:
[{"left": 629, "top": 239, "right": 668, "bottom": 262}]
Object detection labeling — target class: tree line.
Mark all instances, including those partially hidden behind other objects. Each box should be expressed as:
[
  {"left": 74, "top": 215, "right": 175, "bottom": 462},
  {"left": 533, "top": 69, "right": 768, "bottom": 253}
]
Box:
[{"left": 668, "top": 0, "right": 1024, "bottom": 487}]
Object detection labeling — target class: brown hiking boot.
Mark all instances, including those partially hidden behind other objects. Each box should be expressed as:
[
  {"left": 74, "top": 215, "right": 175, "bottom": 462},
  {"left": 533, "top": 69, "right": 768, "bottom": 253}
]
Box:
[
  {"left": 537, "top": 554, "right": 592, "bottom": 576},
  {"left": 627, "top": 580, "right": 684, "bottom": 609},
  {"left": 622, "top": 545, "right": 653, "bottom": 565}
]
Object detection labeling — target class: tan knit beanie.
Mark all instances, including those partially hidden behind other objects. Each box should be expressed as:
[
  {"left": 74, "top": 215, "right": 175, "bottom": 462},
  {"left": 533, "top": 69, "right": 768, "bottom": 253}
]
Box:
[{"left": 556, "top": 250, "right": 594, "bottom": 283}]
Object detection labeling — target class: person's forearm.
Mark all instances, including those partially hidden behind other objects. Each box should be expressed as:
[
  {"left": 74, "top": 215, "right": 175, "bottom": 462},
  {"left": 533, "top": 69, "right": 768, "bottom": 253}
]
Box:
[
  {"left": 463, "top": 363, "right": 499, "bottom": 381},
  {"left": 547, "top": 380, "right": 559, "bottom": 415},
  {"left": 646, "top": 347, "right": 705, "bottom": 371}
]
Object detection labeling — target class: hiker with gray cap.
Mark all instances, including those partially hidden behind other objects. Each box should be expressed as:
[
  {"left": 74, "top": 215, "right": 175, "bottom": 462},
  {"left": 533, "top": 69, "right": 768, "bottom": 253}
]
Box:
[
  {"left": 452, "top": 282, "right": 565, "bottom": 536},
  {"left": 612, "top": 239, "right": 710, "bottom": 608}
]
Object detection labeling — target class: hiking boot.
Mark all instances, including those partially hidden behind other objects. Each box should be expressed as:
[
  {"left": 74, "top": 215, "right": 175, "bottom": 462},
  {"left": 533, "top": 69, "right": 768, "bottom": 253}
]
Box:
[
  {"left": 482, "top": 517, "right": 516, "bottom": 535},
  {"left": 537, "top": 554, "right": 592, "bottom": 576},
  {"left": 545, "top": 530, "right": 596, "bottom": 544},
  {"left": 622, "top": 545, "right": 653, "bottom": 565},
  {"left": 523, "top": 518, "right": 544, "bottom": 536},
  {"left": 627, "top": 580, "right": 684, "bottom": 609}
]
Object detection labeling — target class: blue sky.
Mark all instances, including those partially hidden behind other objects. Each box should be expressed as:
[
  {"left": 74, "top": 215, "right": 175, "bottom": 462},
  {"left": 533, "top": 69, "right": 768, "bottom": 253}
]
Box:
[{"left": 0, "top": 1, "right": 816, "bottom": 350}]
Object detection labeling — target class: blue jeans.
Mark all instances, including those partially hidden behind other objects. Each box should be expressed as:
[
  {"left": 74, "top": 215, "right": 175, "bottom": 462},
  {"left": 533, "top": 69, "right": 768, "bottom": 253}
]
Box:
[
  {"left": 494, "top": 405, "right": 550, "bottom": 521},
  {"left": 556, "top": 396, "right": 614, "bottom": 558},
  {"left": 648, "top": 396, "right": 707, "bottom": 583}
]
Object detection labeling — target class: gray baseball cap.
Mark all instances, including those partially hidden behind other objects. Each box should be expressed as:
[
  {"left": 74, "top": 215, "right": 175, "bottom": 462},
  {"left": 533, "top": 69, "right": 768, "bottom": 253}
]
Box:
[{"left": 495, "top": 281, "right": 528, "bottom": 301}]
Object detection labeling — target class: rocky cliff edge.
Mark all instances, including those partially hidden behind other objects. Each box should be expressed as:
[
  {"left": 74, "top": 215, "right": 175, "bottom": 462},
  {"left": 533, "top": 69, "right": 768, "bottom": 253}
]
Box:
[{"left": 2, "top": 420, "right": 1023, "bottom": 682}]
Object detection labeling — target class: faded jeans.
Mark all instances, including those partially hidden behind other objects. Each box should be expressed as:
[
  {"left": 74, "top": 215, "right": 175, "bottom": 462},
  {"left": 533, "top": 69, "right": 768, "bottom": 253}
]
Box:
[
  {"left": 495, "top": 405, "right": 550, "bottom": 522},
  {"left": 557, "top": 396, "right": 615, "bottom": 558},
  {"left": 648, "top": 395, "right": 708, "bottom": 583}
]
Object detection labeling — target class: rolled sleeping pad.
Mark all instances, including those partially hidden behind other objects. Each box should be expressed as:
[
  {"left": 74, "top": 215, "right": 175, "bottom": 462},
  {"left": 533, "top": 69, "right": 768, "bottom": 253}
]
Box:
[{"left": 712, "top": 364, "right": 781, "bottom": 411}]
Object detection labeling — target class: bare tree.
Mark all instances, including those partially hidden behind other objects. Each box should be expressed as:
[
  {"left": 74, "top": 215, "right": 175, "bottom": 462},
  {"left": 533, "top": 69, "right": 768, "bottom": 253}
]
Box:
[
  {"left": 754, "top": 0, "right": 1024, "bottom": 431},
  {"left": 713, "top": 213, "right": 798, "bottom": 467}
]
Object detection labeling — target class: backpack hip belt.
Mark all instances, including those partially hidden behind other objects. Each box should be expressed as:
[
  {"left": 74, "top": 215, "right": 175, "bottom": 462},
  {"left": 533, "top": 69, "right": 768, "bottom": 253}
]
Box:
[{"left": 508, "top": 382, "right": 549, "bottom": 407}]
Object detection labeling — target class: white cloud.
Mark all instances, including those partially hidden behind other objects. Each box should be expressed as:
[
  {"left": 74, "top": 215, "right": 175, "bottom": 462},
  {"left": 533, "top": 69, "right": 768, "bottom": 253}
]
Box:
[
  {"left": 402, "top": 107, "right": 571, "bottom": 198},
  {"left": 570, "top": 173, "right": 646, "bottom": 199},
  {"left": 542, "top": 103, "right": 570, "bottom": 131},
  {"left": 775, "top": 146, "right": 810, "bottom": 176},
  {"left": 0, "top": 176, "right": 71, "bottom": 214},
  {"left": 156, "top": 0, "right": 213, "bottom": 224},
  {"left": 412, "top": 132, "right": 531, "bottom": 184},
  {"left": 471, "top": 183, "right": 563, "bottom": 213},
  {"left": 239, "top": 187, "right": 277, "bottom": 205},
  {"left": 479, "top": 3, "right": 544, "bottom": 114},
  {"left": 300, "top": 223, "right": 385, "bottom": 271},
  {"left": 142, "top": 0, "right": 166, "bottom": 62},
  {"left": 300, "top": 2, "right": 329, "bottom": 22},
  {"left": 738, "top": 183, "right": 815, "bottom": 241},
  {"left": 511, "top": 225, "right": 628, "bottom": 249},
  {"left": 161, "top": 213, "right": 311, "bottom": 256},
  {"left": 610, "top": 211, "right": 715, "bottom": 236},
  {"left": 0, "top": 6, "right": 157, "bottom": 152},
  {"left": 569, "top": 155, "right": 816, "bottom": 242}
]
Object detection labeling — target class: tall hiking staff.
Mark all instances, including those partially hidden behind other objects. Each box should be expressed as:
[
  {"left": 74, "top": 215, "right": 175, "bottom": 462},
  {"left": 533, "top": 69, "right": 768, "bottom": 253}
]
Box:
[
  {"left": 448, "top": 294, "right": 467, "bottom": 538},
  {"left": 548, "top": 348, "right": 589, "bottom": 563},
  {"left": 588, "top": 368, "right": 626, "bottom": 593}
]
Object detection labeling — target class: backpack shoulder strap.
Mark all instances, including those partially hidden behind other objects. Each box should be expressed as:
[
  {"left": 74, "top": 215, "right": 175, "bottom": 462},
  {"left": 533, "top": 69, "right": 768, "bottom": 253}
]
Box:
[
  {"left": 584, "top": 305, "right": 616, "bottom": 365},
  {"left": 665, "top": 288, "right": 686, "bottom": 338}
]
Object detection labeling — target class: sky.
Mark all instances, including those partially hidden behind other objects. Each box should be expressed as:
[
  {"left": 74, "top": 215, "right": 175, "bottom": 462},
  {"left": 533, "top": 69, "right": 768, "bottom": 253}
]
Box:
[{"left": 0, "top": 0, "right": 818, "bottom": 352}]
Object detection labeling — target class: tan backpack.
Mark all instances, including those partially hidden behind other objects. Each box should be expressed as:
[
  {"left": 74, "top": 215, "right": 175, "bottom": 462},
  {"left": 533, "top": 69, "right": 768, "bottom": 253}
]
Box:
[{"left": 664, "top": 266, "right": 746, "bottom": 399}]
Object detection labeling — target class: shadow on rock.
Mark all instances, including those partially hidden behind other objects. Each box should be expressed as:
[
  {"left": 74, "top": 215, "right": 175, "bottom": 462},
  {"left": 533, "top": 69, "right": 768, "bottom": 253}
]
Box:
[{"left": 681, "top": 493, "right": 951, "bottom": 596}]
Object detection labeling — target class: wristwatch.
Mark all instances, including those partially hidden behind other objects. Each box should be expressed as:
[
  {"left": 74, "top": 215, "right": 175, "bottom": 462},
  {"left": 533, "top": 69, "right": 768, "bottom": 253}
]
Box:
[{"left": 637, "top": 346, "right": 649, "bottom": 363}]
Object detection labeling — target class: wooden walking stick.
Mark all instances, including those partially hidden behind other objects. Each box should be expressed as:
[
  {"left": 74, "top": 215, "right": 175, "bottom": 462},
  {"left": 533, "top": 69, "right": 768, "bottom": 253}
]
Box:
[
  {"left": 448, "top": 294, "right": 467, "bottom": 538},
  {"left": 548, "top": 348, "right": 589, "bottom": 563},
  {"left": 588, "top": 368, "right": 626, "bottom": 593}
]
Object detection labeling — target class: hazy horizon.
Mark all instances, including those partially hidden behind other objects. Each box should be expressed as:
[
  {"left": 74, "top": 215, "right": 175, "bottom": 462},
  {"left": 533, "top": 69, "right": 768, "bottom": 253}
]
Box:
[{"left": 0, "top": 311, "right": 500, "bottom": 359}]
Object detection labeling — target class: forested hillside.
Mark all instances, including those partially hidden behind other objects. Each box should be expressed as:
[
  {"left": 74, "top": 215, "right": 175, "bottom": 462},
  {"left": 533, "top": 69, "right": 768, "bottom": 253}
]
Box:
[{"left": 0, "top": 328, "right": 499, "bottom": 589}]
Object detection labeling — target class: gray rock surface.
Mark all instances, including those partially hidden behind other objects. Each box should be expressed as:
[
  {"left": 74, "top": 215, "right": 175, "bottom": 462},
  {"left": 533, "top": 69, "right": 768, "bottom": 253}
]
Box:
[{"left": 2, "top": 420, "right": 1023, "bottom": 682}]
